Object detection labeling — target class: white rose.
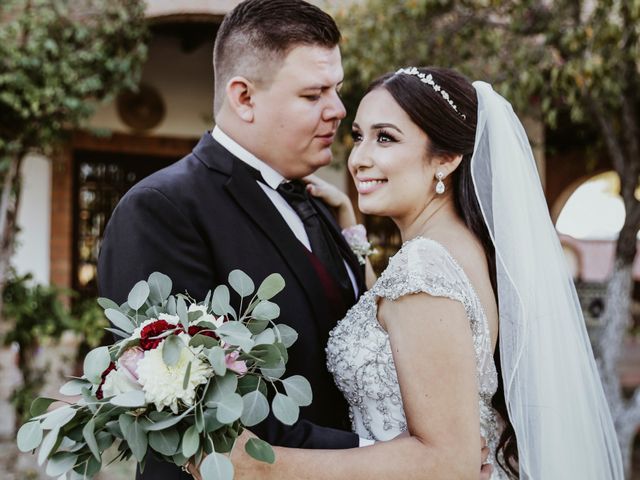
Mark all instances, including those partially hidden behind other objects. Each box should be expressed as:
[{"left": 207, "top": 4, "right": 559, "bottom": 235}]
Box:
[
  {"left": 101, "top": 368, "right": 142, "bottom": 398},
  {"left": 136, "top": 337, "right": 212, "bottom": 414}
]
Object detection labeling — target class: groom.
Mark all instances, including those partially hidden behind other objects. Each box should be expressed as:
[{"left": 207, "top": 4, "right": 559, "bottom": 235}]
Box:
[{"left": 99, "top": 1, "right": 366, "bottom": 478}]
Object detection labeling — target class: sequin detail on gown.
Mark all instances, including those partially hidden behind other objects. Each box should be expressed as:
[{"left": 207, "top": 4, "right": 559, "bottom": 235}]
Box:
[{"left": 326, "top": 237, "right": 509, "bottom": 478}]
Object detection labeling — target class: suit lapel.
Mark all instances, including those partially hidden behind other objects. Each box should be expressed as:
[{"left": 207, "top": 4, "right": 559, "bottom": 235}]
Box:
[{"left": 223, "top": 159, "right": 333, "bottom": 330}]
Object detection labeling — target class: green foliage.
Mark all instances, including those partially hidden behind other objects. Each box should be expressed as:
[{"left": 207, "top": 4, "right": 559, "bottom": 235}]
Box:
[
  {"left": 0, "top": 0, "right": 148, "bottom": 161},
  {"left": 2, "top": 271, "right": 71, "bottom": 347},
  {"left": 2, "top": 271, "right": 109, "bottom": 422},
  {"left": 333, "top": 0, "right": 639, "bottom": 129}
]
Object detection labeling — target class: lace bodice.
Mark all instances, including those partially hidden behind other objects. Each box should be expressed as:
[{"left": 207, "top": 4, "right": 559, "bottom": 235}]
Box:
[{"left": 326, "top": 237, "right": 507, "bottom": 477}]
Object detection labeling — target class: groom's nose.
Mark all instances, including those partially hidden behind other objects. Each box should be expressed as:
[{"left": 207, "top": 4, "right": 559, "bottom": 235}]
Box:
[{"left": 322, "top": 90, "right": 346, "bottom": 122}]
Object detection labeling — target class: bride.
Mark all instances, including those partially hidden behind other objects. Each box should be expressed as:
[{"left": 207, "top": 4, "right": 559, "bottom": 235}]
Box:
[{"left": 195, "top": 67, "right": 623, "bottom": 479}]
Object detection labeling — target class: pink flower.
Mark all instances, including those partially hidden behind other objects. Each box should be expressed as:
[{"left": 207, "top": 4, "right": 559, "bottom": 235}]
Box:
[
  {"left": 118, "top": 346, "right": 144, "bottom": 381},
  {"left": 225, "top": 351, "right": 248, "bottom": 376}
]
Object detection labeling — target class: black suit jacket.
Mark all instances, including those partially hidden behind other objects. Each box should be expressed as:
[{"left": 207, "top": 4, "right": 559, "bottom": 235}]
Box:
[{"left": 98, "top": 133, "right": 364, "bottom": 479}]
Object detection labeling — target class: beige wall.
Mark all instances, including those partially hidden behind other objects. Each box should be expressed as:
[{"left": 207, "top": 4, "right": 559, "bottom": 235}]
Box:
[{"left": 89, "top": 34, "right": 214, "bottom": 138}]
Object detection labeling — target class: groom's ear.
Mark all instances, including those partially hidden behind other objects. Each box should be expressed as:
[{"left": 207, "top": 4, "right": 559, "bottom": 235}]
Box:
[{"left": 225, "top": 76, "right": 256, "bottom": 123}]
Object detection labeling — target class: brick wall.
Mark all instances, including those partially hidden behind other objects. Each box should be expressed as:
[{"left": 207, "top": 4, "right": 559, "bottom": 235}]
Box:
[{"left": 50, "top": 149, "right": 73, "bottom": 290}]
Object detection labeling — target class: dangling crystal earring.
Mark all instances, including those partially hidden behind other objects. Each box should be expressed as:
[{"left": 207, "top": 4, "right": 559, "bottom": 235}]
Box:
[{"left": 435, "top": 172, "right": 445, "bottom": 194}]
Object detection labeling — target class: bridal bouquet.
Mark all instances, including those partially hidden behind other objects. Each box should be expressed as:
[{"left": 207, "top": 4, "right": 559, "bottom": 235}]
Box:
[{"left": 17, "top": 271, "right": 311, "bottom": 480}]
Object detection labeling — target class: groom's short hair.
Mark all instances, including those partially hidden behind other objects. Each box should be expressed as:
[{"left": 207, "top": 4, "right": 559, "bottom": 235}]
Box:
[{"left": 213, "top": 0, "right": 341, "bottom": 115}]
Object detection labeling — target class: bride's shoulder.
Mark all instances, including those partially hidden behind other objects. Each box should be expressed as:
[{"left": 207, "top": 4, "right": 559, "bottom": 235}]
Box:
[{"left": 406, "top": 231, "right": 487, "bottom": 276}]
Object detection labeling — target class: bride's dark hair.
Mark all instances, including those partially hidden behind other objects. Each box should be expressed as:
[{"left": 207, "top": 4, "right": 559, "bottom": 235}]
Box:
[{"left": 365, "top": 67, "right": 519, "bottom": 477}]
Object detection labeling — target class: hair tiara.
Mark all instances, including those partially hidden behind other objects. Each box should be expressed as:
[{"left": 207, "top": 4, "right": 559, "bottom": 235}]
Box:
[{"left": 395, "top": 67, "right": 466, "bottom": 120}]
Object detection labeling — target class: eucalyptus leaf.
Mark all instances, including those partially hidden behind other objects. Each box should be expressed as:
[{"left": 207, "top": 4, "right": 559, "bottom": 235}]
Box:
[
  {"left": 212, "top": 431, "right": 235, "bottom": 454},
  {"left": 110, "top": 390, "right": 146, "bottom": 408},
  {"left": 181, "top": 425, "right": 200, "bottom": 458},
  {"left": 173, "top": 452, "right": 189, "bottom": 470},
  {"left": 148, "top": 272, "right": 172, "bottom": 304},
  {"left": 128, "top": 280, "right": 150, "bottom": 311},
  {"left": 167, "top": 296, "right": 177, "bottom": 315},
  {"left": 104, "top": 308, "right": 135, "bottom": 334},
  {"left": 282, "top": 376, "right": 313, "bottom": 407},
  {"left": 105, "top": 327, "right": 129, "bottom": 339},
  {"left": 97, "top": 297, "right": 119, "bottom": 311},
  {"left": 251, "top": 344, "right": 282, "bottom": 366},
  {"left": 183, "top": 361, "right": 192, "bottom": 390},
  {"left": 256, "top": 273, "right": 285, "bottom": 300},
  {"left": 195, "top": 403, "right": 205, "bottom": 433},
  {"left": 228, "top": 269, "right": 255, "bottom": 297},
  {"left": 146, "top": 406, "right": 193, "bottom": 431},
  {"left": 122, "top": 416, "right": 148, "bottom": 462},
  {"left": 84, "top": 346, "right": 111, "bottom": 384},
  {"left": 216, "top": 322, "right": 254, "bottom": 351},
  {"left": 162, "top": 334, "right": 184, "bottom": 367},
  {"left": 82, "top": 419, "right": 100, "bottom": 461},
  {"left": 272, "top": 393, "right": 299, "bottom": 426},
  {"left": 78, "top": 454, "right": 102, "bottom": 476},
  {"left": 30, "top": 397, "right": 57, "bottom": 417},
  {"left": 240, "top": 391, "right": 269, "bottom": 427},
  {"left": 238, "top": 376, "right": 268, "bottom": 397},
  {"left": 204, "top": 373, "right": 238, "bottom": 405},
  {"left": 177, "top": 296, "right": 188, "bottom": 330},
  {"left": 148, "top": 428, "right": 180, "bottom": 456},
  {"left": 17, "top": 421, "right": 43, "bottom": 452},
  {"left": 245, "top": 318, "right": 270, "bottom": 335},
  {"left": 37, "top": 426, "right": 60, "bottom": 465},
  {"left": 274, "top": 324, "right": 298, "bottom": 348},
  {"left": 203, "top": 409, "right": 225, "bottom": 433},
  {"left": 208, "top": 346, "right": 227, "bottom": 376},
  {"left": 200, "top": 452, "right": 234, "bottom": 480},
  {"left": 45, "top": 452, "right": 78, "bottom": 477},
  {"left": 211, "top": 285, "right": 231, "bottom": 316},
  {"left": 251, "top": 301, "right": 280, "bottom": 321},
  {"left": 260, "top": 359, "right": 286, "bottom": 380},
  {"left": 59, "top": 379, "right": 90, "bottom": 396},
  {"left": 41, "top": 406, "right": 76, "bottom": 430},
  {"left": 254, "top": 328, "right": 276, "bottom": 345},
  {"left": 215, "top": 393, "right": 243, "bottom": 424},
  {"left": 96, "top": 431, "right": 114, "bottom": 451},
  {"left": 245, "top": 438, "right": 275, "bottom": 464},
  {"left": 190, "top": 333, "right": 218, "bottom": 349}
]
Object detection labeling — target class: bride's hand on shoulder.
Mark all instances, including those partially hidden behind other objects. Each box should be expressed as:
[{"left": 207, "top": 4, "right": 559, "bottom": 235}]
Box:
[{"left": 303, "top": 175, "right": 357, "bottom": 229}]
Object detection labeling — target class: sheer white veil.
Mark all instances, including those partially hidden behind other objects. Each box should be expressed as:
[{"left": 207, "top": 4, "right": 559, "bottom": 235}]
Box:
[{"left": 470, "top": 81, "right": 623, "bottom": 478}]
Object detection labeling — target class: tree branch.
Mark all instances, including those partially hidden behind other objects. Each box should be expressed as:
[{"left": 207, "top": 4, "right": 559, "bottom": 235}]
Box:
[
  {"left": 619, "top": 0, "right": 640, "bottom": 203},
  {"left": 589, "top": 98, "right": 626, "bottom": 175}
]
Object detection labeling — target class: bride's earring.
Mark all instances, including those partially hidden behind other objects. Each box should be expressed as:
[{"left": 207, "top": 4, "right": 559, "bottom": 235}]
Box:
[{"left": 435, "top": 172, "right": 445, "bottom": 194}]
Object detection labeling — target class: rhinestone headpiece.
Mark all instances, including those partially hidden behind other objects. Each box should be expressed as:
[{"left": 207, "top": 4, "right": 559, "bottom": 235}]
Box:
[{"left": 395, "top": 67, "right": 466, "bottom": 120}]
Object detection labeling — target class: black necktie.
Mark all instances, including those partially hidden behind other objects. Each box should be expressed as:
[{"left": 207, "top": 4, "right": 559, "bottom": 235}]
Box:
[{"left": 277, "top": 180, "right": 354, "bottom": 296}]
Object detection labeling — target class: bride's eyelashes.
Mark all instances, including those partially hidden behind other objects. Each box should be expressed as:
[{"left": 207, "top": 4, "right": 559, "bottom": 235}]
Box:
[
  {"left": 350, "top": 129, "right": 398, "bottom": 144},
  {"left": 377, "top": 129, "right": 398, "bottom": 144}
]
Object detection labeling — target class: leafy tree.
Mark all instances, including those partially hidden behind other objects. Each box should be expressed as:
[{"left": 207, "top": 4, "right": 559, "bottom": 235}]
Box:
[
  {"left": 0, "top": 0, "right": 148, "bottom": 314},
  {"left": 332, "top": 0, "right": 640, "bottom": 472}
]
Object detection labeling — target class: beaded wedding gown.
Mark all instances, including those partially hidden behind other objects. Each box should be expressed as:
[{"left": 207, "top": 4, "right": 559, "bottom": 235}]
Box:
[{"left": 326, "top": 236, "right": 509, "bottom": 479}]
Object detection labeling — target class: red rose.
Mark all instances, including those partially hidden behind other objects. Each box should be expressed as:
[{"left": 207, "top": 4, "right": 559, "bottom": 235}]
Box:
[
  {"left": 139, "top": 320, "right": 175, "bottom": 350},
  {"left": 186, "top": 325, "right": 219, "bottom": 340},
  {"left": 96, "top": 362, "right": 116, "bottom": 400}
]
